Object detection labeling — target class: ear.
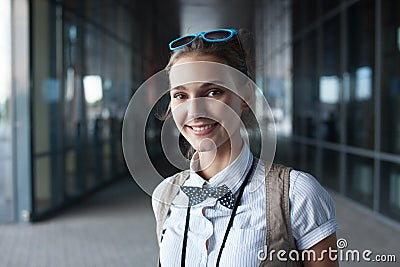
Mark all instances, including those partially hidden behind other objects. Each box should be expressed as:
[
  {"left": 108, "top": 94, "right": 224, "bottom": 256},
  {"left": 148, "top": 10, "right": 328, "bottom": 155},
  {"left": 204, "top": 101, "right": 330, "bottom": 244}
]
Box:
[
  {"left": 241, "top": 100, "right": 250, "bottom": 110},
  {"left": 241, "top": 81, "right": 254, "bottom": 110}
]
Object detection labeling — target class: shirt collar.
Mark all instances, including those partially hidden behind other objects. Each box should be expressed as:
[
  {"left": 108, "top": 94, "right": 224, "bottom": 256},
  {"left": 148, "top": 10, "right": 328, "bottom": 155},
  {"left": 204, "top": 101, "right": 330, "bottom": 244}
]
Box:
[{"left": 184, "top": 143, "right": 252, "bottom": 195}]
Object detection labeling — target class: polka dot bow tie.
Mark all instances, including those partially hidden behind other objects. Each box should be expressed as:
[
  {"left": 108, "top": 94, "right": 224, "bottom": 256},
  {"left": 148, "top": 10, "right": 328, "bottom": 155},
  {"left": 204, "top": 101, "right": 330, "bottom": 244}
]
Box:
[{"left": 180, "top": 184, "right": 235, "bottom": 209}]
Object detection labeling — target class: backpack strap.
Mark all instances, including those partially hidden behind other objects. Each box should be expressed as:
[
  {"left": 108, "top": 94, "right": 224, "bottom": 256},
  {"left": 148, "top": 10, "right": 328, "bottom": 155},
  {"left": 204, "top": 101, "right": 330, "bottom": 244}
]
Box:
[
  {"left": 154, "top": 170, "right": 189, "bottom": 244},
  {"left": 260, "top": 163, "right": 303, "bottom": 267}
]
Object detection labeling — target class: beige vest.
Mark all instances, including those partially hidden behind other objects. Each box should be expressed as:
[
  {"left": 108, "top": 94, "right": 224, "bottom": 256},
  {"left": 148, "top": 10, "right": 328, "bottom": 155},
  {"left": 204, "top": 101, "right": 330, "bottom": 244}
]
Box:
[{"left": 155, "top": 163, "right": 303, "bottom": 266}]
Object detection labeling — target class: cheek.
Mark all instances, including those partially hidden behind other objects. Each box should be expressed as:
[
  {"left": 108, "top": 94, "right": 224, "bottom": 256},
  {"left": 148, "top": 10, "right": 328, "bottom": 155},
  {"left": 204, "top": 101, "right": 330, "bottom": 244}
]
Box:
[
  {"left": 170, "top": 102, "right": 187, "bottom": 128},
  {"left": 216, "top": 97, "right": 243, "bottom": 123},
  {"left": 171, "top": 108, "right": 183, "bottom": 128},
  {"left": 203, "top": 101, "right": 243, "bottom": 138},
  {"left": 229, "top": 95, "right": 245, "bottom": 113}
]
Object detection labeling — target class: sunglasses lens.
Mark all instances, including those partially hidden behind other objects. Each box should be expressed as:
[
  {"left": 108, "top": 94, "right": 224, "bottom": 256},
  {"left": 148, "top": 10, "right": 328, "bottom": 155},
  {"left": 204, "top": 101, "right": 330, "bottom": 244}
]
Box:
[
  {"left": 170, "top": 36, "right": 196, "bottom": 49},
  {"left": 203, "top": 30, "right": 232, "bottom": 40}
]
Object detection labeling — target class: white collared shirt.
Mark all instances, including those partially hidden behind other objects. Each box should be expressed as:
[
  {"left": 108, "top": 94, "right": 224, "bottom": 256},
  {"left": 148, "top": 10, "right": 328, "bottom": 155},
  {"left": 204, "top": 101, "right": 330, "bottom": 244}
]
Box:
[{"left": 152, "top": 145, "right": 339, "bottom": 266}]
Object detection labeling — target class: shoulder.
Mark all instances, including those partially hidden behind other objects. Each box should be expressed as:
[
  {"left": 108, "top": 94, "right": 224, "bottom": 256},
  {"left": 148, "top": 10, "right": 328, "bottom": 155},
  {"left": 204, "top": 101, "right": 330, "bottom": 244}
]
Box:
[
  {"left": 288, "top": 169, "right": 339, "bottom": 250},
  {"left": 289, "top": 170, "right": 330, "bottom": 201},
  {"left": 151, "top": 170, "right": 189, "bottom": 216},
  {"left": 288, "top": 169, "right": 336, "bottom": 215}
]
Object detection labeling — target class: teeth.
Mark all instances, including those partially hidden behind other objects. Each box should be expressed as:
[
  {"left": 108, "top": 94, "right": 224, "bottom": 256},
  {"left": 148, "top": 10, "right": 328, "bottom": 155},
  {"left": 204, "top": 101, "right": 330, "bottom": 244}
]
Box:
[{"left": 192, "top": 124, "right": 214, "bottom": 131}]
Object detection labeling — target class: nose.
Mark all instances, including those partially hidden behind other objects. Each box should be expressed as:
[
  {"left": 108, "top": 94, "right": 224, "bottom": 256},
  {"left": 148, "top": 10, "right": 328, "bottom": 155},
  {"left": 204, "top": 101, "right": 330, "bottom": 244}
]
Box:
[{"left": 187, "top": 98, "right": 203, "bottom": 118}]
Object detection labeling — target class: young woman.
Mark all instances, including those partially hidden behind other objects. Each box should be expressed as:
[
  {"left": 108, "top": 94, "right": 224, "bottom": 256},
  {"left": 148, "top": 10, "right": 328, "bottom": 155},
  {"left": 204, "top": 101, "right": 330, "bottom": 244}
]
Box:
[{"left": 152, "top": 28, "right": 339, "bottom": 267}]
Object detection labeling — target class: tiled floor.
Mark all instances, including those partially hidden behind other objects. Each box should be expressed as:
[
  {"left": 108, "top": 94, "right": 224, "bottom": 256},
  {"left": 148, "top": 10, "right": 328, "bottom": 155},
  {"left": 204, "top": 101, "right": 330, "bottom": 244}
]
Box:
[
  {"left": 332, "top": 193, "right": 400, "bottom": 267},
  {"left": 0, "top": 176, "right": 399, "bottom": 267}
]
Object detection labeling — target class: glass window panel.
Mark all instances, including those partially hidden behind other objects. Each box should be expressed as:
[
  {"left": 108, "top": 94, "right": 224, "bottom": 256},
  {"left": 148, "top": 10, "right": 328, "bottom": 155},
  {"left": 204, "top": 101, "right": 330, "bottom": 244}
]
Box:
[
  {"left": 34, "top": 157, "right": 52, "bottom": 213},
  {"left": 321, "top": 149, "right": 340, "bottom": 191},
  {"left": 103, "top": 143, "right": 112, "bottom": 180},
  {"left": 304, "top": 145, "right": 318, "bottom": 177},
  {"left": 290, "top": 142, "right": 303, "bottom": 170},
  {"left": 26, "top": 0, "right": 175, "bottom": 221},
  {"left": 85, "top": 145, "right": 97, "bottom": 189},
  {"left": 381, "top": 0, "right": 400, "bottom": 154},
  {"left": 346, "top": 154, "right": 374, "bottom": 208},
  {"left": 63, "top": 17, "right": 80, "bottom": 150},
  {"left": 32, "top": 0, "right": 63, "bottom": 155},
  {"left": 293, "top": 31, "right": 318, "bottom": 138},
  {"left": 0, "top": 0, "right": 14, "bottom": 222},
  {"left": 322, "top": 0, "right": 341, "bottom": 15},
  {"left": 85, "top": 1, "right": 130, "bottom": 44},
  {"left": 346, "top": 0, "right": 375, "bottom": 149},
  {"left": 292, "top": 143, "right": 318, "bottom": 176},
  {"left": 65, "top": 150, "right": 77, "bottom": 197},
  {"left": 265, "top": 10, "right": 292, "bottom": 137},
  {"left": 275, "top": 139, "right": 304, "bottom": 172},
  {"left": 32, "top": 0, "right": 66, "bottom": 217},
  {"left": 292, "top": 0, "right": 319, "bottom": 35},
  {"left": 116, "top": 141, "right": 125, "bottom": 175},
  {"left": 0, "top": 159, "right": 13, "bottom": 221},
  {"left": 380, "top": 161, "right": 400, "bottom": 221},
  {"left": 84, "top": 23, "right": 105, "bottom": 144},
  {"left": 275, "top": 137, "right": 295, "bottom": 166},
  {"left": 319, "top": 16, "right": 341, "bottom": 143}
]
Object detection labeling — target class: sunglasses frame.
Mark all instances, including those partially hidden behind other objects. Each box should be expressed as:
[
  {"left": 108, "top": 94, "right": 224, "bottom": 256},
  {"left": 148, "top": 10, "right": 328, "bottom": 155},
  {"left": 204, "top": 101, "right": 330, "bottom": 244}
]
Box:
[
  {"left": 168, "top": 28, "right": 250, "bottom": 77},
  {"left": 169, "top": 28, "right": 238, "bottom": 51}
]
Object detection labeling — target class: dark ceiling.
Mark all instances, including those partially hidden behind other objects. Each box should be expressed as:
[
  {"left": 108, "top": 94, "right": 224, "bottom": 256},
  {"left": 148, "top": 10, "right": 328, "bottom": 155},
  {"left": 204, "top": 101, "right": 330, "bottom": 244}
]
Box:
[{"left": 178, "top": 0, "right": 255, "bottom": 34}]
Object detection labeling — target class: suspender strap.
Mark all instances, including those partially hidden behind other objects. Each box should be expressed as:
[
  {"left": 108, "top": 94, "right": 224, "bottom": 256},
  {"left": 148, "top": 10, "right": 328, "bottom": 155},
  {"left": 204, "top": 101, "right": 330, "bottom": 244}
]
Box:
[
  {"left": 180, "top": 206, "right": 191, "bottom": 267},
  {"left": 260, "top": 163, "right": 302, "bottom": 267},
  {"left": 215, "top": 157, "right": 257, "bottom": 266},
  {"left": 155, "top": 171, "right": 189, "bottom": 243}
]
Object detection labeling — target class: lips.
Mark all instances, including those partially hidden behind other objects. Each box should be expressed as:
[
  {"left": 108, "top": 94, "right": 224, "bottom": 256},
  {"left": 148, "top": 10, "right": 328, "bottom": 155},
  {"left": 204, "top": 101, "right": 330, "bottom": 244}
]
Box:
[{"left": 186, "top": 122, "right": 218, "bottom": 136}]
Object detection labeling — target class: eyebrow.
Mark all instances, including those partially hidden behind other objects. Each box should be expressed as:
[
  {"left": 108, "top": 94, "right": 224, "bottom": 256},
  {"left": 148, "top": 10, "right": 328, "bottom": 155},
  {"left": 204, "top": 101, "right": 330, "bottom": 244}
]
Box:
[{"left": 171, "top": 82, "right": 225, "bottom": 91}]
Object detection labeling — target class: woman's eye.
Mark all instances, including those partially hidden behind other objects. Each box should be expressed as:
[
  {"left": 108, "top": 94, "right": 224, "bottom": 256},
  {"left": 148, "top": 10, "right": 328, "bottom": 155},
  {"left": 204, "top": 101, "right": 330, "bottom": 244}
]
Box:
[
  {"left": 173, "top": 93, "right": 187, "bottom": 100},
  {"left": 207, "top": 89, "right": 223, "bottom": 97}
]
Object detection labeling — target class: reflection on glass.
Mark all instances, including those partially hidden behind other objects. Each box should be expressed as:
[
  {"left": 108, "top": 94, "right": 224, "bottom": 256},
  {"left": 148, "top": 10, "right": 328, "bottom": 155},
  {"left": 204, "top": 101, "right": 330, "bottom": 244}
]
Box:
[
  {"left": 321, "top": 149, "right": 340, "bottom": 191},
  {"left": 320, "top": 76, "right": 339, "bottom": 104},
  {"left": 346, "top": 0, "right": 375, "bottom": 149},
  {"left": 343, "top": 72, "right": 350, "bottom": 102},
  {"left": 390, "top": 173, "right": 400, "bottom": 207},
  {"left": 65, "top": 67, "right": 75, "bottom": 101},
  {"left": 352, "top": 165, "right": 372, "bottom": 195},
  {"left": 65, "top": 150, "right": 77, "bottom": 197},
  {"left": 304, "top": 145, "right": 317, "bottom": 177},
  {"left": 381, "top": 0, "right": 400, "bottom": 154},
  {"left": 83, "top": 75, "right": 103, "bottom": 104},
  {"left": 319, "top": 16, "right": 341, "bottom": 144},
  {"left": 398, "top": 27, "right": 400, "bottom": 51},
  {"left": 381, "top": 161, "right": 400, "bottom": 221},
  {"left": 355, "top": 66, "right": 372, "bottom": 101},
  {"left": 292, "top": 0, "right": 318, "bottom": 35},
  {"left": 103, "top": 144, "right": 112, "bottom": 179},
  {"left": 34, "top": 157, "right": 51, "bottom": 213},
  {"left": 69, "top": 25, "right": 77, "bottom": 42},
  {"left": 322, "top": 0, "right": 341, "bottom": 14},
  {"left": 0, "top": 0, "right": 14, "bottom": 222},
  {"left": 293, "top": 31, "right": 318, "bottom": 138},
  {"left": 346, "top": 155, "right": 373, "bottom": 208}
]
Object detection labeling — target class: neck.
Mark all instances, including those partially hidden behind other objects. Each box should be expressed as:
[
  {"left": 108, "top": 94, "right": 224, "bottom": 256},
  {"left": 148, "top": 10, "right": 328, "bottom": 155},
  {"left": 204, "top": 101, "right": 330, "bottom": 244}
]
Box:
[{"left": 196, "top": 137, "right": 243, "bottom": 181}]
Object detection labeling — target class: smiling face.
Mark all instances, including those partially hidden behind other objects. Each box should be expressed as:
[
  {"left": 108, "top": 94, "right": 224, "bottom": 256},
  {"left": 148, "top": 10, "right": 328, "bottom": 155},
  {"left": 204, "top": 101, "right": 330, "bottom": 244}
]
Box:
[{"left": 169, "top": 55, "right": 247, "bottom": 153}]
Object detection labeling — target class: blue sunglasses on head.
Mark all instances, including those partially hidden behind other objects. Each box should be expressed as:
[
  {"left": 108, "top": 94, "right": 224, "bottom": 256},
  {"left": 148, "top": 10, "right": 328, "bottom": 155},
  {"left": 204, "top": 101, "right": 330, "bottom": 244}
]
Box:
[
  {"left": 169, "top": 28, "right": 250, "bottom": 77},
  {"left": 169, "top": 28, "right": 239, "bottom": 51}
]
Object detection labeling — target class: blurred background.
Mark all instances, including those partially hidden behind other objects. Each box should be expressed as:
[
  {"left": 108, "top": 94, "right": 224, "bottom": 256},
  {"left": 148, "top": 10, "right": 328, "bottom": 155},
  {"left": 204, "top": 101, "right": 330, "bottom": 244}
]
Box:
[{"left": 0, "top": 0, "right": 399, "bottom": 266}]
